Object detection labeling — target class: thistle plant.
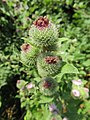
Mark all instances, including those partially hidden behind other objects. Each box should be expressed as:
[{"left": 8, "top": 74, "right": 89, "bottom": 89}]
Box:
[
  {"left": 17, "top": 16, "right": 90, "bottom": 120},
  {"left": 29, "top": 16, "right": 58, "bottom": 48}
]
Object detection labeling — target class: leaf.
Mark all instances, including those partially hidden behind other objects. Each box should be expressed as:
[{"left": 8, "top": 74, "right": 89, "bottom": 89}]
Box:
[
  {"left": 56, "top": 63, "right": 79, "bottom": 81},
  {"left": 39, "top": 96, "right": 53, "bottom": 104},
  {"left": 21, "top": 37, "right": 33, "bottom": 45},
  {"left": 41, "top": 104, "right": 51, "bottom": 120},
  {"left": 56, "top": 38, "right": 71, "bottom": 58},
  {"left": 82, "top": 59, "right": 90, "bottom": 66},
  {"left": 24, "top": 110, "right": 32, "bottom": 120},
  {"left": 56, "top": 72, "right": 64, "bottom": 81},
  {"left": 61, "top": 63, "right": 79, "bottom": 74},
  {"left": 33, "top": 77, "right": 41, "bottom": 82},
  {"left": 58, "top": 37, "right": 70, "bottom": 42},
  {"left": 66, "top": 0, "right": 73, "bottom": 5}
]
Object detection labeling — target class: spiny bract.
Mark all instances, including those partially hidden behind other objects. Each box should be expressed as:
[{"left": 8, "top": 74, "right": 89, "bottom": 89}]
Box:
[
  {"left": 20, "top": 43, "right": 38, "bottom": 66},
  {"left": 39, "top": 77, "right": 58, "bottom": 96},
  {"left": 37, "top": 52, "right": 62, "bottom": 77},
  {"left": 29, "top": 16, "right": 58, "bottom": 47}
]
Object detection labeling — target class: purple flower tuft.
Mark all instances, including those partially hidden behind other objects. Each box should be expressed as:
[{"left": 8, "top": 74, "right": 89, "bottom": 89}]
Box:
[
  {"left": 44, "top": 56, "right": 59, "bottom": 64},
  {"left": 33, "top": 16, "right": 49, "bottom": 29},
  {"left": 49, "top": 104, "right": 59, "bottom": 114}
]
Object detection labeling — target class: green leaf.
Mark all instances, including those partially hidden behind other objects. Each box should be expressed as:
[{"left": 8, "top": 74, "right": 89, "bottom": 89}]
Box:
[
  {"left": 39, "top": 96, "right": 53, "bottom": 104},
  {"left": 66, "top": 0, "right": 73, "bottom": 5},
  {"left": 57, "top": 38, "right": 70, "bottom": 48},
  {"left": 41, "top": 104, "right": 51, "bottom": 120},
  {"left": 24, "top": 110, "right": 32, "bottom": 120},
  {"left": 82, "top": 59, "right": 90, "bottom": 66},
  {"left": 58, "top": 37, "right": 70, "bottom": 42},
  {"left": 21, "top": 37, "right": 33, "bottom": 46},
  {"left": 56, "top": 63, "right": 79, "bottom": 81},
  {"left": 61, "top": 63, "right": 79, "bottom": 74}
]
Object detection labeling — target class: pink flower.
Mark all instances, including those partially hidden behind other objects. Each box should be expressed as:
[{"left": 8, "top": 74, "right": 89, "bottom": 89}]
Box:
[
  {"left": 84, "top": 87, "right": 89, "bottom": 97},
  {"left": 72, "top": 89, "right": 80, "bottom": 97},
  {"left": 72, "top": 79, "right": 82, "bottom": 86},
  {"left": 17, "top": 80, "right": 21, "bottom": 84},
  {"left": 63, "top": 117, "right": 68, "bottom": 120},
  {"left": 21, "top": 43, "right": 31, "bottom": 53},
  {"left": 26, "top": 83, "right": 34, "bottom": 89},
  {"left": 84, "top": 87, "right": 89, "bottom": 92}
]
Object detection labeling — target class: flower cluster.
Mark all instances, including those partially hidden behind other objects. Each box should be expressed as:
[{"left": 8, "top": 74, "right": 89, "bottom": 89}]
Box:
[
  {"left": 20, "top": 17, "right": 61, "bottom": 98},
  {"left": 17, "top": 16, "right": 90, "bottom": 120},
  {"left": 16, "top": 80, "right": 35, "bottom": 90},
  {"left": 71, "top": 79, "right": 89, "bottom": 99}
]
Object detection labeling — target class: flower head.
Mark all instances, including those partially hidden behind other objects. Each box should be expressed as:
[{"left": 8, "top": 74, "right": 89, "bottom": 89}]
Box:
[
  {"left": 33, "top": 16, "right": 49, "bottom": 29},
  {"left": 39, "top": 77, "right": 58, "bottom": 96},
  {"left": 44, "top": 56, "right": 59, "bottom": 64},
  {"left": 63, "top": 117, "right": 68, "bottom": 120},
  {"left": 26, "top": 83, "right": 35, "bottom": 89},
  {"left": 71, "top": 89, "right": 80, "bottom": 97},
  {"left": 21, "top": 43, "right": 31, "bottom": 53},
  {"left": 72, "top": 79, "right": 82, "bottom": 86}
]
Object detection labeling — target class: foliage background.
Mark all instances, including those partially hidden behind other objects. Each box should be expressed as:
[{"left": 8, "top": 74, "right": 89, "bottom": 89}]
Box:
[{"left": 0, "top": 0, "right": 90, "bottom": 120}]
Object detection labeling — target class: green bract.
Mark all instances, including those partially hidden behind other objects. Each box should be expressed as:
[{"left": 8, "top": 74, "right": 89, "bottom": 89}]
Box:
[
  {"left": 21, "top": 51, "right": 36, "bottom": 66},
  {"left": 39, "top": 77, "right": 58, "bottom": 96},
  {"left": 29, "top": 23, "right": 58, "bottom": 47},
  {"left": 20, "top": 43, "right": 38, "bottom": 66},
  {"left": 16, "top": 80, "right": 27, "bottom": 89},
  {"left": 37, "top": 53, "right": 62, "bottom": 77}
]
